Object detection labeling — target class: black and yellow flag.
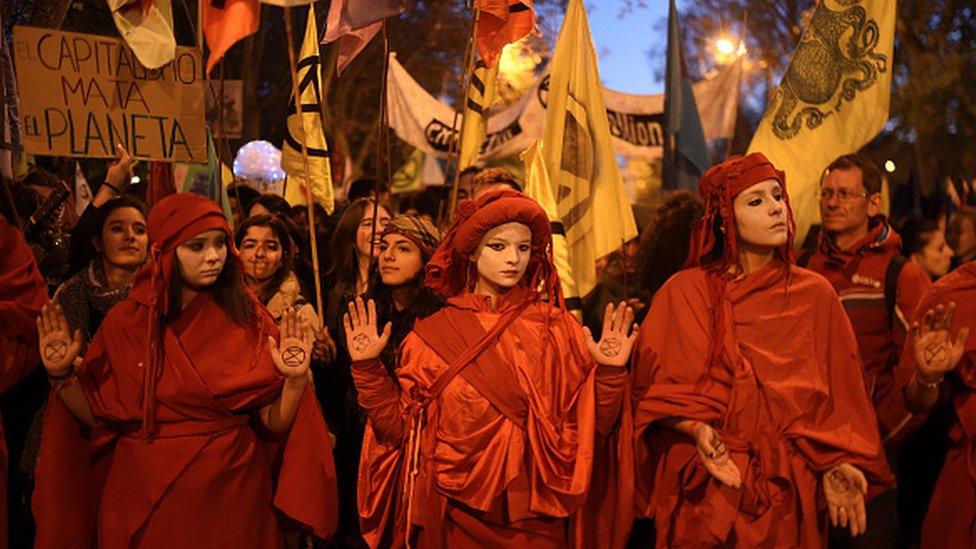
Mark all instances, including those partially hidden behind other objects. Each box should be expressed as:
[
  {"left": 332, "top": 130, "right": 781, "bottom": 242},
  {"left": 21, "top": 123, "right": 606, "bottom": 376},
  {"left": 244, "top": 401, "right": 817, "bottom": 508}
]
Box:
[
  {"left": 457, "top": 58, "right": 498, "bottom": 169},
  {"left": 542, "top": 0, "right": 636, "bottom": 298},
  {"left": 282, "top": 6, "right": 335, "bottom": 213},
  {"left": 748, "top": 0, "right": 895, "bottom": 244}
]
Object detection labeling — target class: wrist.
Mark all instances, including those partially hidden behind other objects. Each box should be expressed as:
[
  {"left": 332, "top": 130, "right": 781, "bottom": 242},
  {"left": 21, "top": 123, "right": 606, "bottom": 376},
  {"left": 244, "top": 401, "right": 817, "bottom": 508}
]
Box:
[
  {"left": 283, "top": 375, "right": 308, "bottom": 389},
  {"left": 913, "top": 370, "right": 943, "bottom": 389}
]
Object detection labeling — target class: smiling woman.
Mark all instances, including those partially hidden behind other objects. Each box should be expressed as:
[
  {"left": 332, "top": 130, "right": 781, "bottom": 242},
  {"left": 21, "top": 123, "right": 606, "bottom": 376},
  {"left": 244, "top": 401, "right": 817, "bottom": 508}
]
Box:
[{"left": 54, "top": 195, "right": 148, "bottom": 343}]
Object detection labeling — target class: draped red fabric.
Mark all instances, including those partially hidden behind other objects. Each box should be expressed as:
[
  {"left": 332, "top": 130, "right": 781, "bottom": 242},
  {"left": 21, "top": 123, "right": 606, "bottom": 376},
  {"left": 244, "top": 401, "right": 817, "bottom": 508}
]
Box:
[
  {"left": 354, "top": 289, "right": 629, "bottom": 548},
  {"left": 632, "top": 262, "right": 893, "bottom": 547},
  {"left": 33, "top": 194, "right": 337, "bottom": 547},
  {"left": 0, "top": 217, "right": 47, "bottom": 549},
  {"left": 894, "top": 261, "right": 976, "bottom": 546},
  {"left": 354, "top": 190, "right": 630, "bottom": 547},
  {"left": 146, "top": 161, "right": 176, "bottom": 209}
]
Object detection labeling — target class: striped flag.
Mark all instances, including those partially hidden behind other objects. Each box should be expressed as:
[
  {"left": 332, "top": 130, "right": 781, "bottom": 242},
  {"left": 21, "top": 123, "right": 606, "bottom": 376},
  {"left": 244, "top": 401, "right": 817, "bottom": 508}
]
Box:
[{"left": 457, "top": 58, "right": 499, "bottom": 169}]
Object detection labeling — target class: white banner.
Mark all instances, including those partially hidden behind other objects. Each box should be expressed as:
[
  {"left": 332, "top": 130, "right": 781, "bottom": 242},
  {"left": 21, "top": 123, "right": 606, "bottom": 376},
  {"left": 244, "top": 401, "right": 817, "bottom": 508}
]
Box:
[{"left": 387, "top": 53, "right": 740, "bottom": 162}]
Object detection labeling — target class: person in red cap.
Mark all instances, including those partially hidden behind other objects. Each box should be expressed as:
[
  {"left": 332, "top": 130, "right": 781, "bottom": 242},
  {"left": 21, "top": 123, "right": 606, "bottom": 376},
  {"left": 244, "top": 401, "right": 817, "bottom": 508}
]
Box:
[
  {"left": 32, "top": 193, "right": 338, "bottom": 548},
  {"left": 632, "top": 153, "right": 893, "bottom": 547},
  {"left": 0, "top": 215, "right": 48, "bottom": 549},
  {"left": 894, "top": 260, "right": 974, "bottom": 547},
  {"left": 343, "top": 189, "right": 636, "bottom": 548}
]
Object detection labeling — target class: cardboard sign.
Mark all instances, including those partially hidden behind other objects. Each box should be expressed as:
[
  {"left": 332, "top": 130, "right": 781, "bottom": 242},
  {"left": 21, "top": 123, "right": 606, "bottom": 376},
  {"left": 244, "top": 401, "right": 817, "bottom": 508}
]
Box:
[{"left": 12, "top": 26, "right": 206, "bottom": 162}]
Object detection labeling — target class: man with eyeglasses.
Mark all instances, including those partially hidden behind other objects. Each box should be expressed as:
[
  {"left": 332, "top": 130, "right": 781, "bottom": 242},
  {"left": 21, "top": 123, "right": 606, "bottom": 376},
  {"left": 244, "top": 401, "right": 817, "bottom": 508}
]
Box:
[{"left": 798, "top": 153, "right": 932, "bottom": 547}]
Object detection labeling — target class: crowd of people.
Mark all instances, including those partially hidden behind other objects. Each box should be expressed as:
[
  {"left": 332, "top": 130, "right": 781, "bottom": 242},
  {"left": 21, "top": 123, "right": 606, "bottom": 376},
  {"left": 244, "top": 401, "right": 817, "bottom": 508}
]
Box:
[{"left": 0, "top": 150, "right": 974, "bottom": 548}]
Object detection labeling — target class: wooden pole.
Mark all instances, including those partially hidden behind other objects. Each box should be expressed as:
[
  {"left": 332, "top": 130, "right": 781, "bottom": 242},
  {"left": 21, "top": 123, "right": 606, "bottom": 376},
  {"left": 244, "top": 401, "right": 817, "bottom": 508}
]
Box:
[
  {"left": 284, "top": 5, "right": 325, "bottom": 323},
  {"left": 446, "top": 3, "right": 483, "bottom": 219}
]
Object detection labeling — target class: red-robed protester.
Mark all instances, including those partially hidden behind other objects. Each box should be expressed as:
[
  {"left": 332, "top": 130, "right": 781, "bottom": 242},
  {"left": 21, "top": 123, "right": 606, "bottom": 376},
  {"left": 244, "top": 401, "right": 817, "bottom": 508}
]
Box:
[
  {"left": 0, "top": 216, "right": 48, "bottom": 549},
  {"left": 895, "top": 260, "right": 975, "bottom": 547},
  {"left": 632, "top": 153, "right": 893, "bottom": 547},
  {"left": 343, "top": 189, "right": 635, "bottom": 548},
  {"left": 32, "top": 193, "right": 337, "bottom": 548}
]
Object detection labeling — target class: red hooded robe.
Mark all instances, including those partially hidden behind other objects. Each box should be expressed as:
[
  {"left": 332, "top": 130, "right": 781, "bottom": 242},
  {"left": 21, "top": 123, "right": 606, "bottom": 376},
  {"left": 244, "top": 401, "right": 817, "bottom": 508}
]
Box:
[
  {"left": 33, "top": 193, "right": 337, "bottom": 548},
  {"left": 632, "top": 153, "right": 893, "bottom": 547},
  {"left": 352, "top": 190, "right": 633, "bottom": 548}
]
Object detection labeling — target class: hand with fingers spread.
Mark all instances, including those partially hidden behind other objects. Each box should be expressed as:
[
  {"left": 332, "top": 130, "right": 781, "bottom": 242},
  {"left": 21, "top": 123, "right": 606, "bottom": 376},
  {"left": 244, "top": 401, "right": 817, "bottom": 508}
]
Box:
[
  {"left": 343, "top": 297, "right": 392, "bottom": 362},
  {"left": 824, "top": 463, "right": 869, "bottom": 537},
  {"left": 691, "top": 422, "right": 743, "bottom": 489},
  {"left": 269, "top": 309, "right": 313, "bottom": 380},
  {"left": 583, "top": 301, "right": 639, "bottom": 367},
  {"left": 912, "top": 301, "right": 970, "bottom": 385},
  {"left": 36, "top": 301, "right": 84, "bottom": 377}
]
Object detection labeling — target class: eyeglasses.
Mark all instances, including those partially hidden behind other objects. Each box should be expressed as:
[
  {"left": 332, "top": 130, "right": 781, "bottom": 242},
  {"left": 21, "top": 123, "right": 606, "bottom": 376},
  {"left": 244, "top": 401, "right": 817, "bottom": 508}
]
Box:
[{"left": 818, "top": 189, "right": 869, "bottom": 202}]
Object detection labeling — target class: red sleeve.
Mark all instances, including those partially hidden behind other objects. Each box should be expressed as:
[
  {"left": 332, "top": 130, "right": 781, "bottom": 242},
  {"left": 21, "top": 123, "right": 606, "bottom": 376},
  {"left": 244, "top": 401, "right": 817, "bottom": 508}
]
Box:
[
  {"left": 351, "top": 357, "right": 407, "bottom": 444},
  {"left": 594, "top": 365, "right": 628, "bottom": 438},
  {"left": 894, "top": 261, "right": 931, "bottom": 338}
]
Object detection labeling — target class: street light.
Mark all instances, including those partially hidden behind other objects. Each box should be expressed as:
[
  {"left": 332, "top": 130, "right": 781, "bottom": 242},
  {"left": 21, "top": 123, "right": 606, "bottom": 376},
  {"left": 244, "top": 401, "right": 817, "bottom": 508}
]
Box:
[{"left": 713, "top": 36, "right": 747, "bottom": 65}]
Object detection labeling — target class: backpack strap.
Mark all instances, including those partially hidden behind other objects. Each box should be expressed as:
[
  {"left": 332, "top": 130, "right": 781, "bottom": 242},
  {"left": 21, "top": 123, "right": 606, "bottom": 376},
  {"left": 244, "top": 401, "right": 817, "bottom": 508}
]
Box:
[
  {"left": 884, "top": 254, "right": 908, "bottom": 328},
  {"left": 796, "top": 247, "right": 815, "bottom": 268}
]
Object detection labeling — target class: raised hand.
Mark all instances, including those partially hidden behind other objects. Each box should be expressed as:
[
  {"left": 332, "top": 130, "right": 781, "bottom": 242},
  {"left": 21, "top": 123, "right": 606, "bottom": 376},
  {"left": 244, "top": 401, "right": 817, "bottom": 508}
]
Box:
[
  {"left": 823, "top": 463, "right": 869, "bottom": 537},
  {"left": 311, "top": 325, "right": 337, "bottom": 364},
  {"left": 36, "top": 302, "right": 83, "bottom": 376},
  {"left": 583, "top": 301, "right": 639, "bottom": 367},
  {"left": 105, "top": 143, "right": 137, "bottom": 191},
  {"left": 691, "top": 422, "right": 742, "bottom": 489},
  {"left": 912, "top": 302, "right": 970, "bottom": 384},
  {"left": 268, "top": 308, "right": 313, "bottom": 380},
  {"left": 343, "top": 297, "right": 391, "bottom": 362}
]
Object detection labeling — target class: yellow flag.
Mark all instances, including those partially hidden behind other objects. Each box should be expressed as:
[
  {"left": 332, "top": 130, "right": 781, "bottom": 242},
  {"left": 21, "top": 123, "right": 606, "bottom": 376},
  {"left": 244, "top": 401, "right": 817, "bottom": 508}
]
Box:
[
  {"left": 542, "top": 0, "right": 637, "bottom": 298},
  {"left": 522, "top": 141, "right": 581, "bottom": 311},
  {"left": 458, "top": 58, "right": 499, "bottom": 169},
  {"left": 748, "top": 0, "right": 895, "bottom": 245},
  {"left": 391, "top": 148, "right": 425, "bottom": 194},
  {"left": 282, "top": 6, "right": 335, "bottom": 214}
]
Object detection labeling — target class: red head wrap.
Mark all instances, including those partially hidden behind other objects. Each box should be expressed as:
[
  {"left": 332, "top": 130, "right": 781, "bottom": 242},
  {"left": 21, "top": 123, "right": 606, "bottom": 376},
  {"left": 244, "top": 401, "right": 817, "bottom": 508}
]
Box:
[
  {"left": 129, "top": 193, "right": 247, "bottom": 437},
  {"left": 424, "top": 189, "right": 560, "bottom": 302},
  {"left": 685, "top": 152, "right": 795, "bottom": 271}
]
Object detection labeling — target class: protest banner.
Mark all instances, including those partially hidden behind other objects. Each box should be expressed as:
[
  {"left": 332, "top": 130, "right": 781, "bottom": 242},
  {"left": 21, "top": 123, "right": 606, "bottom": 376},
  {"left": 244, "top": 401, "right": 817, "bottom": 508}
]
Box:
[{"left": 12, "top": 26, "right": 206, "bottom": 162}]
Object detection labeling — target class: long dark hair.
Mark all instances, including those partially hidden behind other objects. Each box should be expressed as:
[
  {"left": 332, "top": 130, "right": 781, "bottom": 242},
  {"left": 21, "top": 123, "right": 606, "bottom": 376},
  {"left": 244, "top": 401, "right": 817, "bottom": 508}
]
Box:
[
  {"left": 166, "top": 236, "right": 255, "bottom": 325},
  {"left": 365, "top": 241, "right": 442, "bottom": 375},
  {"left": 328, "top": 198, "right": 391, "bottom": 289},
  {"left": 234, "top": 213, "right": 296, "bottom": 302},
  {"left": 637, "top": 191, "right": 705, "bottom": 296}
]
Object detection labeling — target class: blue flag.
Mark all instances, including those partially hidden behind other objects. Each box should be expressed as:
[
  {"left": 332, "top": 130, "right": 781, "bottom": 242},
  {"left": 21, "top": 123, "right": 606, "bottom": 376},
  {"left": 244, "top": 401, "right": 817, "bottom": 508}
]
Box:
[{"left": 664, "top": 0, "right": 709, "bottom": 192}]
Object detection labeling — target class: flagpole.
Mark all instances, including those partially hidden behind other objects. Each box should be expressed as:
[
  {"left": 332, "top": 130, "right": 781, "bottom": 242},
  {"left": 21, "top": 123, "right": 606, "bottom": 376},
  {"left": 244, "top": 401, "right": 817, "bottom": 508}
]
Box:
[
  {"left": 447, "top": 2, "right": 483, "bottom": 218},
  {"left": 284, "top": 5, "right": 325, "bottom": 323},
  {"left": 367, "top": 25, "right": 393, "bottom": 269}
]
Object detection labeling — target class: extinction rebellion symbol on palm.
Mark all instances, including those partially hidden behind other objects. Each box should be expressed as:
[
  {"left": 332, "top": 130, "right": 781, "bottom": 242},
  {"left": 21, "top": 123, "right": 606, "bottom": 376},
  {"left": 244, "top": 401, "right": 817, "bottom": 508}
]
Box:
[
  {"left": 44, "top": 340, "right": 69, "bottom": 362},
  {"left": 281, "top": 346, "right": 306, "bottom": 368}
]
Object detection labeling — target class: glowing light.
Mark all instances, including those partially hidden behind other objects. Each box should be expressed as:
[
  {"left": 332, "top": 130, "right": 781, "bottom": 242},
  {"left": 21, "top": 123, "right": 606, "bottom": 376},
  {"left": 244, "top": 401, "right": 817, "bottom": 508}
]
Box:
[
  {"left": 716, "top": 38, "right": 736, "bottom": 56},
  {"left": 130, "top": 175, "right": 141, "bottom": 185},
  {"left": 233, "top": 140, "right": 286, "bottom": 193},
  {"left": 884, "top": 160, "right": 896, "bottom": 173}
]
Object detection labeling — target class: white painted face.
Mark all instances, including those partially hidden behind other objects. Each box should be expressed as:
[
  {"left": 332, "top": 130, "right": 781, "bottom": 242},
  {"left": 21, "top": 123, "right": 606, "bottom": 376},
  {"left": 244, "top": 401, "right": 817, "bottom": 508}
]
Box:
[
  {"left": 732, "top": 178, "right": 789, "bottom": 249},
  {"left": 175, "top": 229, "right": 228, "bottom": 288},
  {"left": 471, "top": 222, "right": 532, "bottom": 292}
]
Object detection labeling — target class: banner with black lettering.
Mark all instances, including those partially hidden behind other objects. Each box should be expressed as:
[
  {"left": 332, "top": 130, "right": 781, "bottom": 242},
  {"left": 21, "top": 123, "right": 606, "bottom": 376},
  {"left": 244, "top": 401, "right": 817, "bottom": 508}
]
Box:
[
  {"left": 12, "top": 26, "right": 206, "bottom": 162},
  {"left": 386, "top": 53, "right": 739, "bottom": 162}
]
